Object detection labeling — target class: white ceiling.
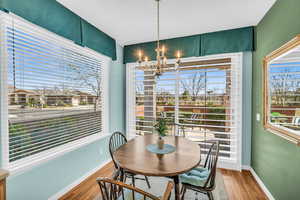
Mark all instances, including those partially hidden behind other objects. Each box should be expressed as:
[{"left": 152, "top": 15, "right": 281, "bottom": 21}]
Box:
[{"left": 57, "top": 0, "right": 276, "bottom": 46}]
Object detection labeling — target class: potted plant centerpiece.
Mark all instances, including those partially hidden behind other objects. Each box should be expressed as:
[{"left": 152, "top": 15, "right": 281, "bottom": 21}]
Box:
[{"left": 154, "top": 118, "right": 168, "bottom": 149}]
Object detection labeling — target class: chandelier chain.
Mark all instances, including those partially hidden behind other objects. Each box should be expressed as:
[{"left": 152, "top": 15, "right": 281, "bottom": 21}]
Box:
[
  {"left": 157, "top": 0, "right": 160, "bottom": 49},
  {"left": 136, "top": 0, "right": 181, "bottom": 77}
]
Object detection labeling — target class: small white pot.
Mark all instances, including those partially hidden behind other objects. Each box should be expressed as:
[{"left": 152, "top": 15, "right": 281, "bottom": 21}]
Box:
[{"left": 157, "top": 137, "right": 164, "bottom": 149}]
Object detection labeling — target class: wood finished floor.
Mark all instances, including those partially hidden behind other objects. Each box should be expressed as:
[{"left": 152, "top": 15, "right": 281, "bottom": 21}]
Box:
[{"left": 59, "top": 162, "right": 268, "bottom": 200}]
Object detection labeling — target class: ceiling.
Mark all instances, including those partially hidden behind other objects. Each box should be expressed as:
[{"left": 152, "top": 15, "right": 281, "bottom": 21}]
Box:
[{"left": 57, "top": 0, "right": 276, "bottom": 46}]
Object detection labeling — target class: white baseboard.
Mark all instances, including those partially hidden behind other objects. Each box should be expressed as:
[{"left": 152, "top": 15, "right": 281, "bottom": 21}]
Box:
[
  {"left": 242, "top": 165, "right": 251, "bottom": 170},
  {"left": 249, "top": 167, "right": 275, "bottom": 200},
  {"left": 48, "top": 159, "right": 112, "bottom": 200},
  {"left": 216, "top": 158, "right": 242, "bottom": 171}
]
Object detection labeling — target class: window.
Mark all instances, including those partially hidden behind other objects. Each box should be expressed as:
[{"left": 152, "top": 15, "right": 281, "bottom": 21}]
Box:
[
  {"left": 127, "top": 54, "right": 242, "bottom": 169},
  {"left": 0, "top": 12, "right": 109, "bottom": 170},
  {"left": 264, "top": 35, "right": 300, "bottom": 144}
]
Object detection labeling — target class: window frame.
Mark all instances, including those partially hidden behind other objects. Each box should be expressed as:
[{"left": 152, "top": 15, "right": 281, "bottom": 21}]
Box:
[
  {"left": 126, "top": 53, "right": 243, "bottom": 170},
  {"left": 0, "top": 12, "right": 111, "bottom": 174},
  {"left": 263, "top": 34, "right": 300, "bottom": 145}
]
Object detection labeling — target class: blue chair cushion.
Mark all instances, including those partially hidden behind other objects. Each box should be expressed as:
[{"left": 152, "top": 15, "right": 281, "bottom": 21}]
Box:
[{"left": 179, "top": 167, "right": 210, "bottom": 187}]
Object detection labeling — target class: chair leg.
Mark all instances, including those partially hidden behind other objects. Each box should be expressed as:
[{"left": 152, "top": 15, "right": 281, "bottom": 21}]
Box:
[
  {"left": 180, "top": 186, "right": 184, "bottom": 194},
  {"left": 145, "top": 176, "right": 151, "bottom": 188},
  {"left": 132, "top": 175, "right": 135, "bottom": 187},
  {"left": 207, "top": 191, "right": 214, "bottom": 200},
  {"left": 120, "top": 169, "right": 124, "bottom": 182},
  {"left": 181, "top": 186, "right": 186, "bottom": 200}
]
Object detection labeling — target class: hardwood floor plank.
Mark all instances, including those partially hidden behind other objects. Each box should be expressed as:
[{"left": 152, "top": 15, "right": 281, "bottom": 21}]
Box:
[
  {"left": 60, "top": 162, "right": 268, "bottom": 200},
  {"left": 59, "top": 162, "right": 114, "bottom": 200},
  {"left": 243, "top": 171, "right": 267, "bottom": 200},
  {"left": 220, "top": 169, "right": 268, "bottom": 200},
  {"left": 221, "top": 169, "right": 245, "bottom": 200}
]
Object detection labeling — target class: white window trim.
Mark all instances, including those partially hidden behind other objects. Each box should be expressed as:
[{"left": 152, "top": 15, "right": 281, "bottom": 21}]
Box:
[
  {"left": 126, "top": 53, "right": 243, "bottom": 171},
  {"left": 0, "top": 11, "right": 111, "bottom": 175}
]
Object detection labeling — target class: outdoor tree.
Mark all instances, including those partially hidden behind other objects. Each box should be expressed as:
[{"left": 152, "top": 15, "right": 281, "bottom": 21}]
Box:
[
  {"left": 181, "top": 90, "right": 190, "bottom": 101},
  {"left": 156, "top": 88, "right": 173, "bottom": 104},
  {"left": 135, "top": 82, "right": 144, "bottom": 105},
  {"left": 270, "top": 69, "right": 294, "bottom": 106},
  {"left": 39, "top": 86, "right": 47, "bottom": 107},
  {"left": 180, "top": 72, "right": 206, "bottom": 101},
  {"left": 69, "top": 64, "right": 102, "bottom": 111},
  {"left": 136, "top": 82, "right": 144, "bottom": 95}
]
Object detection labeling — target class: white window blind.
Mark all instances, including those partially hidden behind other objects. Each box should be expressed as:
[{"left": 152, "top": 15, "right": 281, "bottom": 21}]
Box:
[
  {"left": 0, "top": 12, "right": 107, "bottom": 165},
  {"left": 127, "top": 55, "right": 242, "bottom": 167}
]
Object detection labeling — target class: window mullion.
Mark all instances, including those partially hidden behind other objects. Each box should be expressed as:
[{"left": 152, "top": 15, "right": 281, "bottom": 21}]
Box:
[{"left": 175, "top": 68, "right": 179, "bottom": 135}]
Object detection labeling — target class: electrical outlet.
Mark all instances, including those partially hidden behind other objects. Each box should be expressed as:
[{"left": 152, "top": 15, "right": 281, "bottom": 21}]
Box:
[{"left": 256, "top": 113, "right": 260, "bottom": 121}]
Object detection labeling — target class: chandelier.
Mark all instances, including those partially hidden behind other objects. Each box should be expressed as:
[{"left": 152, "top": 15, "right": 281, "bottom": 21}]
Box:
[{"left": 137, "top": 0, "right": 182, "bottom": 77}]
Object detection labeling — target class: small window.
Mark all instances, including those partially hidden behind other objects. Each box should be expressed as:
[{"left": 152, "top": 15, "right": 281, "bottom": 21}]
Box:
[{"left": 264, "top": 35, "right": 300, "bottom": 144}]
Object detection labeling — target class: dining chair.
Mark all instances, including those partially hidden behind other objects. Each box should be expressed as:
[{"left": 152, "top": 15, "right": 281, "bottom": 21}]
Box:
[
  {"left": 109, "top": 131, "right": 151, "bottom": 188},
  {"left": 97, "top": 177, "right": 174, "bottom": 200},
  {"left": 179, "top": 140, "right": 220, "bottom": 200}
]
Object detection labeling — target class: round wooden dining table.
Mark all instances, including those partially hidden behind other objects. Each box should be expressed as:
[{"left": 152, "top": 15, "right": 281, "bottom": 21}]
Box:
[{"left": 113, "top": 135, "right": 201, "bottom": 200}]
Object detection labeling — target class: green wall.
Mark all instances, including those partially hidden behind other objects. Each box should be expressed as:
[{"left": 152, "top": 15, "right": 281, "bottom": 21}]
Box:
[
  {"left": 110, "top": 45, "right": 126, "bottom": 133},
  {"left": 252, "top": 0, "right": 300, "bottom": 199},
  {"left": 6, "top": 45, "right": 125, "bottom": 200}
]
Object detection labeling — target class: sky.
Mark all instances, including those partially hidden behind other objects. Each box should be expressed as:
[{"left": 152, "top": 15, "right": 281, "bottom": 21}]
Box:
[{"left": 6, "top": 26, "right": 101, "bottom": 95}]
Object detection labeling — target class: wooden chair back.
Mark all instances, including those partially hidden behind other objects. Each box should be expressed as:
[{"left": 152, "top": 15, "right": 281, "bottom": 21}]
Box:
[
  {"left": 202, "top": 140, "right": 220, "bottom": 190},
  {"left": 97, "top": 178, "right": 173, "bottom": 200},
  {"left": 109, "top": 132, "right": 127, "bottom": 169}
]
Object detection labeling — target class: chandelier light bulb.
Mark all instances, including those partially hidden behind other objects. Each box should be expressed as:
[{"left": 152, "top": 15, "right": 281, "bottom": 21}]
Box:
[
  {"left": 135, "top": 0, "right": 183, "bottom": 77},
  {"left": 138, "top": 50, "right": 143, "bottom": 61},
  {"left": 176, "top": 51, "right": 181, "bottom": 59}
]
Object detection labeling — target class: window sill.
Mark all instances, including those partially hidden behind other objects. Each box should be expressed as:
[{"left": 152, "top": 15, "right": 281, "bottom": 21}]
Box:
[
  {"left": 6, "top": 133, "right": 111, "bottom": 177},
  {"left": 265, "top": 126, "right": 300, "bottom": 146}
]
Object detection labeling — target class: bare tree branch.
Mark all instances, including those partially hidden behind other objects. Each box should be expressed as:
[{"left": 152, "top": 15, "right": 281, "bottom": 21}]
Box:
[
  {"left": 68, "top": 64, "right": 102, "bottom": 111},
  {"left": 180, "top": 72, "right": 205, "bottom": 101}
]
